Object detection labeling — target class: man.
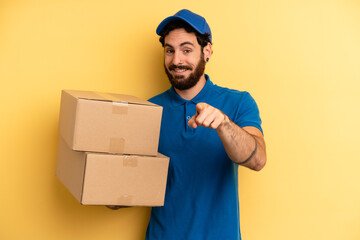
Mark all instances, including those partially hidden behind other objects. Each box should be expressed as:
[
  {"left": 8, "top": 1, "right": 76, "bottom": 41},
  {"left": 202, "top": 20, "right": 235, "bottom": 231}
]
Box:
[{"left": 146, "top": 9, "right": 266, "bottom": 240}]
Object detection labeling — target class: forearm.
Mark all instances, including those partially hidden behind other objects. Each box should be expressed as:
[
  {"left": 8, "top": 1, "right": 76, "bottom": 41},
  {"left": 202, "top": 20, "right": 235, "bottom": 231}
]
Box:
[
  {"left": 187, "top": 102, "right": 266, "bottom": 170},
  {"left": 216, "top": 114, "right": 266, "bottom": 171}
]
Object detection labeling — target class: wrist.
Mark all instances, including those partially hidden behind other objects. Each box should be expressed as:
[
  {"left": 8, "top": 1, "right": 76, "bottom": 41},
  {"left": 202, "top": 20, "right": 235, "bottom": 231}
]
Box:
[{"left": 217, "top": 112, "right": 230, "bottom": 130}]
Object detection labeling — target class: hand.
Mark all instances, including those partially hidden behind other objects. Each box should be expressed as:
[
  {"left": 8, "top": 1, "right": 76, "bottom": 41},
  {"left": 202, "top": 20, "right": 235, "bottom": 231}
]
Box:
[
  {"left": 106, "top": 205, "right": 128, "bottom": 210},
  {"left": 188, "top": 103, "right": 226, "bottom": 129}
]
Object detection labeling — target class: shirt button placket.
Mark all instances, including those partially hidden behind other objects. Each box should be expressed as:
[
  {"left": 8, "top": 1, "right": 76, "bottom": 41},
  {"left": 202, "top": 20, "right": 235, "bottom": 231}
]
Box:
[
  {"left": 184, "top": 103, "right": 189, "bottom": 131},
  {"left": 185, "top": 102, "right": 195, "bottom": 133}
]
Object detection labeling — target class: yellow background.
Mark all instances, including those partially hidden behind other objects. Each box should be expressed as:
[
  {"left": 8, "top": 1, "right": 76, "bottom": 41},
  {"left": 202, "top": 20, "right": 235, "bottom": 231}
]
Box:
[{"left": 1, "top": 0, "right": 359, "bottom": 239}]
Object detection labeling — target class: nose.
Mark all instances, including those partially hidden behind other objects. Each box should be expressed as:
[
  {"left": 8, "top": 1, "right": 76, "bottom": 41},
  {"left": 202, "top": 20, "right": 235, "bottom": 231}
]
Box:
[{"left": 171, "top": 51, "right": 183, "bottom": 65}]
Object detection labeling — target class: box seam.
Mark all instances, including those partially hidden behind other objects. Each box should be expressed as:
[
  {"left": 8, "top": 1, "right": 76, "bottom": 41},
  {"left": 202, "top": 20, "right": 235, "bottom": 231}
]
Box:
[{"left": 80, "top": 152, "right": 88, "bottom": 204}]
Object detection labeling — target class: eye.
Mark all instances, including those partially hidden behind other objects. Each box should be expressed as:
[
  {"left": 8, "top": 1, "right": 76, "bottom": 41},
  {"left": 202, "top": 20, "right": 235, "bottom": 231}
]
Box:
[
  {"left": 184, "top": 49, "right": 192, "bottom": 54},
  {"left": 165, "top": 48, "right": 174, "bottom": 54}
]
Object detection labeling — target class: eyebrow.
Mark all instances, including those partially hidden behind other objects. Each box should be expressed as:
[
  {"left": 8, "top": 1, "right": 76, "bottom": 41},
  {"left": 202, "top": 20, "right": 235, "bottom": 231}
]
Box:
[{"left": 164, "top": 41, "right": 195, "bottom": 48}]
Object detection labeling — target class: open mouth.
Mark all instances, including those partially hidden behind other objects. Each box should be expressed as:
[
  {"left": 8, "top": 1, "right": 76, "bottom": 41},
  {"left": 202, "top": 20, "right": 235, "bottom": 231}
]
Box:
[
  {"left": 174, "top": 68, "right": 187, "bottom": 73},
  {"left": 169, "top": 65, "right": 192, "bottom": 73}
]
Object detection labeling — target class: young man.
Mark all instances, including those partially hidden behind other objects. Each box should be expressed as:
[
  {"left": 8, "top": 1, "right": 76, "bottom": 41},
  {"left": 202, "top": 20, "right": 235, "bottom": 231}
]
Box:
[{"left": 146, "top": 9, "right": 266, "bottom": 240}]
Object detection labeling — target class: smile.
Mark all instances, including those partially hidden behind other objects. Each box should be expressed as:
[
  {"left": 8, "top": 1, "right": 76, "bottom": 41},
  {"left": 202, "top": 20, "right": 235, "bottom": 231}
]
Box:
[
  {"left": 174, "top": 68, "right": 187, "bottom": 73},
  {"left": 169, "top": 65, "right": 192, "bottom": 73}
]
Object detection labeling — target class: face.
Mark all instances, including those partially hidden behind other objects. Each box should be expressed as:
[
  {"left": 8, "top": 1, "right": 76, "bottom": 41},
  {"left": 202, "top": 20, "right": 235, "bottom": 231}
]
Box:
[{"left": 163, "top": 28, "right": 207, "bottom": 91}]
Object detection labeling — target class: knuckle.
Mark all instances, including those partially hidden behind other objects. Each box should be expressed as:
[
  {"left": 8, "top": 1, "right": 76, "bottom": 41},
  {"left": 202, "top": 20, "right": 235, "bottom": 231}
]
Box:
[
  {"left": 195, "top": 118, "right": 203, "bottom": 125},
  {"left": 203, "top": 121, "right": 210, "bottom": 127},
  {"left": 209, "top": 123, "right": 217, "bottom": 129}
]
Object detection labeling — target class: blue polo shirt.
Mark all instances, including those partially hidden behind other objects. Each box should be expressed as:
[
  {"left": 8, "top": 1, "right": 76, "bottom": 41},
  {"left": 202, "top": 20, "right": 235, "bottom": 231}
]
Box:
[{"left": 146, "top": 75, "right": 262, "bottom": 240}]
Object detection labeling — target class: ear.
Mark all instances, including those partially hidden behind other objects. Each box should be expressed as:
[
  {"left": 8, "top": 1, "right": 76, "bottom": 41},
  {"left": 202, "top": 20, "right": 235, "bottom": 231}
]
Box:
[{"left": 203, "top": 42, "right": 213, "bottom": 62}]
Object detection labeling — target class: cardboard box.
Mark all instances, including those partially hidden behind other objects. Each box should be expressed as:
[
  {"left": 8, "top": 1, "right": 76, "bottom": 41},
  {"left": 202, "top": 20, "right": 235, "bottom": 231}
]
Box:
[
  {"left": 56, "top": 137, "right": 169, "bottom": 206},
  {"left": 58, "top": 90, "right": 162, "bottom": 156}
]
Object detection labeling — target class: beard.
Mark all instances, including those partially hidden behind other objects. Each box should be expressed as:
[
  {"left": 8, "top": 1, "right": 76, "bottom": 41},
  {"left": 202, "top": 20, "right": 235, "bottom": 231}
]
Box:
[{"left": 164, "top": 55, "right": 206, "bottom": 91}]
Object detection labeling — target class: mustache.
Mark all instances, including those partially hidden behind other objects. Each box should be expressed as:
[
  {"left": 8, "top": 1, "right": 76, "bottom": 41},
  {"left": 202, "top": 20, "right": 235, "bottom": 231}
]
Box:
[{"left": 168, "top": 65, "right": 193, "bottom": 71}]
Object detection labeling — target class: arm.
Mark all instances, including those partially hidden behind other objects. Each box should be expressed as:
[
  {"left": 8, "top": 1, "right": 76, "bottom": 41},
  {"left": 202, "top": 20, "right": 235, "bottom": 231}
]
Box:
[{"left": 188, "top": 103, "right": 266, "bottom": 171}]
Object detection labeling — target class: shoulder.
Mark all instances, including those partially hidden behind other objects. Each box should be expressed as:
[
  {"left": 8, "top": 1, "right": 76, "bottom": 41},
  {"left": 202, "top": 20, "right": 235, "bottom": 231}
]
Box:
[
  {"left": 210, "top": 83, "right": 263, "bottom": 132},
  {"left": 211, "top": 83, "right": 255, "bottom": 104},
  {"left": 148, "top": 89, "right": 171, "bottom": 106}
]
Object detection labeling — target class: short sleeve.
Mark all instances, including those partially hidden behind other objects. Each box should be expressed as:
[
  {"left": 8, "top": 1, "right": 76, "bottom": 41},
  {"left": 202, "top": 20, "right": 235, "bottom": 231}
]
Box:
[{"left": 234, "top": 92, "right": 263, "bottom": 134}]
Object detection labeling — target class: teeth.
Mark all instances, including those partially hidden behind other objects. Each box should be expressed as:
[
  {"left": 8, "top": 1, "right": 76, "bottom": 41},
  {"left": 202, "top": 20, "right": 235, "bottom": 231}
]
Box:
[{"left": 174, "top": 69, "right": 186, "bottom": 72}]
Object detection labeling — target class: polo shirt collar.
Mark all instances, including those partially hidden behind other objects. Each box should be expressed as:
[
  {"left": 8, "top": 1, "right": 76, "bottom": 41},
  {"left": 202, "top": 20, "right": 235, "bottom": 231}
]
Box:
[{"left": 169, "top": 74, "right": 214, "bottom": 106}]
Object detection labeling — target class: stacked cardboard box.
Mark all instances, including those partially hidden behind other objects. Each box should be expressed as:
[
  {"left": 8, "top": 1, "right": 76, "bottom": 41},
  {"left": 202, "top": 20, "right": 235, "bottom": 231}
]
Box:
[{"left": 56, "top": 90, "right": 169, "bottom": 206}]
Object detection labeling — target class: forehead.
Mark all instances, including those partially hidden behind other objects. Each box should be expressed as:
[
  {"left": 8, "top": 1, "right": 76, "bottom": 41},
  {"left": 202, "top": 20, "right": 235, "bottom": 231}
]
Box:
[{"left": 164, "top": 28, "right": 200, "bottom": 47}]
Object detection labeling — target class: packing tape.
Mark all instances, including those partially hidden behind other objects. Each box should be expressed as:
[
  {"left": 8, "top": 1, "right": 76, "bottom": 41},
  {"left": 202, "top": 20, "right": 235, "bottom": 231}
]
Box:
[
  {"left": 123, "top": 156, "right": 138, "bottom": 167},
  {"left": 109, "top": 138, "right": 125, "bottom": 153},
  {"left": 112, "top": 101, "right": 128, "bottom": 115},
  {"left": 118, "top": 194, "right": 133, "bottom": 205},
  {"left": 94, "top": 92, "right": 128, "bottom": 115}
]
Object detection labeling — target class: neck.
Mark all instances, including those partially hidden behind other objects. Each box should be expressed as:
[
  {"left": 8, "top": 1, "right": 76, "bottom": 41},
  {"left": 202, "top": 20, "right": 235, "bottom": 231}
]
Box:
[{"left": 174, "top": 74, "right": 207, "bottom": 100}]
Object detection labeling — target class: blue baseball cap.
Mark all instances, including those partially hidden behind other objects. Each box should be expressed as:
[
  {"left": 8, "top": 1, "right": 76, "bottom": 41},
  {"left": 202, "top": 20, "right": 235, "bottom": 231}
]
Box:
[{"left": 156, "top": 9, "right": 212, "bottom": 43}]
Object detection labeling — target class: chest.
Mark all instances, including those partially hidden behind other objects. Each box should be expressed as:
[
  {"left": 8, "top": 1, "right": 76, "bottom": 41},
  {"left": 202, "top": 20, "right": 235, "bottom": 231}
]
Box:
[{"left": 158, "top": 101, "right": 234, "bottom": 157}]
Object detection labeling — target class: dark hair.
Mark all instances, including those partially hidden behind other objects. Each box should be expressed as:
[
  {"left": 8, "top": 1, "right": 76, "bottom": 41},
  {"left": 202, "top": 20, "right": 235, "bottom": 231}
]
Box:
[{"left": 159, "top": 20, "right": 211, "bottom": 49}]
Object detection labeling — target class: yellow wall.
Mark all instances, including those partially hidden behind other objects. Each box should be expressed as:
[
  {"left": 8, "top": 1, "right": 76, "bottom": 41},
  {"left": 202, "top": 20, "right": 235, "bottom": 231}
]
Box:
[{"left": 1, "top": 0, "right": 359, "bottom": 239}]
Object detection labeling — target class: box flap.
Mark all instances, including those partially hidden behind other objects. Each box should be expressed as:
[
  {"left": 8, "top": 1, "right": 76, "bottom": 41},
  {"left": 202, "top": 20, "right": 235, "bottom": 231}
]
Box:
[{"left": 63, "top": 90, "right": 157, "bottom": 106}]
